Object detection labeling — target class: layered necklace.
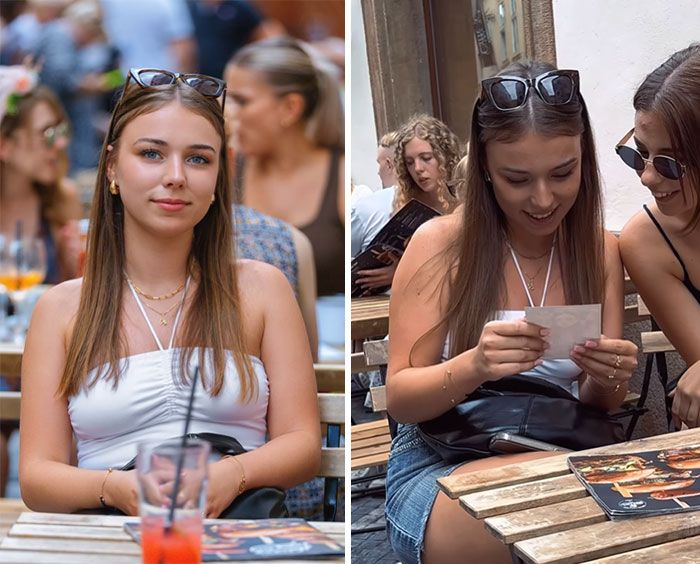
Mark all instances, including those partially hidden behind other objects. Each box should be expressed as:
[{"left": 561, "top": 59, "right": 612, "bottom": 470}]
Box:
[
  {"left": 507, "top": 236, "right": 556, "bottom": 307},
  {"left": 124, "top": 274, "right": 188, "bottom": 326}
]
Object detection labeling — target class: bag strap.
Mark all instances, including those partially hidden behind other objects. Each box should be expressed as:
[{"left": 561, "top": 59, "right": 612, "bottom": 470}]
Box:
[{"left": 119, "top": 432, "right": 247, "bottom": 471}]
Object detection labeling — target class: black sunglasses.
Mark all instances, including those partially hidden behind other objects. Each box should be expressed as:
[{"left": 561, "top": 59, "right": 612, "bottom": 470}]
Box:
[
  {"left": 122, "top": 68, "right": 227, "bottom": 111},
  {"left": 615, "top": 128, "right": 685, "bottom": 181},
  {"left": 481, "top": 69, "right": 580, "bottom": 111}
]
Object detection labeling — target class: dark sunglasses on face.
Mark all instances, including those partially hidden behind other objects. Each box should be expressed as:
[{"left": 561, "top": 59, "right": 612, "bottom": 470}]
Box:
[
  {"left": 615, "top": 128, "right": 685, "bottom": 181},
  {"left": 122, "top": 68, "right": 227, "bottom": 111},
  {"left": 40, "top": 122, "right": 71, "bottom": 147},
  {"left": 481, "top": 69, "right": 580, "bottom": 111}
]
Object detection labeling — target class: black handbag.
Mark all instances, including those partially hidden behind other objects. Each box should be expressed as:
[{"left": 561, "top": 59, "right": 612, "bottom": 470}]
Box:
[
  {"left": 417, "top": 375, "right": 625, "bottom": 463},
  {"left": 93, "top": 433, "right": 287, "bottom": 519}
]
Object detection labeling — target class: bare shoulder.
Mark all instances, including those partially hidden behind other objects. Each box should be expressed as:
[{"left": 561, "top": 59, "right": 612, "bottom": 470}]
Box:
[
  {"left": 409, "top": 213, "right": 459, "bottom": 256},
  {"left": 38, "top": 278, "right": 82, "bottom": 312},
  {"left": 237, "top": 259, "right": 294, "bottom": 315},
  {"left": 237, "top": 258, "right": 290, "bottom": 290},
  {"left": 394, "top": 213, "right": 458, "bottom": 294},
  {"left": 619, "top": 209, "right": 659, "bottom": 257},
  {"left": 31, "top": 279, "right": 82, "bottom": 340}
]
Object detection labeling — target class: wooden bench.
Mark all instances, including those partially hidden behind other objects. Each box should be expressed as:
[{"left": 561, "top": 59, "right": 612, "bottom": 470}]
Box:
[{"left": 314, "top": 364, "right": 345, "bottom": 393}]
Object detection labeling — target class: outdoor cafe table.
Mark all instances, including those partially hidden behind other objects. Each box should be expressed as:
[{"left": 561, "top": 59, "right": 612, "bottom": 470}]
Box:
[
  {"left": 0, "top": 512, "right": 345, "bottom": 563},
  {"left": 351, "top": 295, "right": 390, "bottom": 341},
  {"left": 438, "top": 427, "right": 700, "bottom": 563}
]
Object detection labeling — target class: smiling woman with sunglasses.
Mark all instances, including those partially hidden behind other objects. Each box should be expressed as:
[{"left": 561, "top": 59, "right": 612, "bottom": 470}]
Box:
[
  {"left": 384, "top": 61, "right": 638, "bottom": 564},
  {"left": 18, "top": 67, "right": 321, "bottom": 518},
  {"left": 619, "top": 44, "right": 700, "bottom": 430}
]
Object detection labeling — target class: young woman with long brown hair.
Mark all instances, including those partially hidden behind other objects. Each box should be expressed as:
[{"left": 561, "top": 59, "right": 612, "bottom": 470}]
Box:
[
  {"left": 619, "top": 44, "right": 700, "bottom": 430},
  {"left": 19, "top": 69, "right": 320, "bottom": 517},
  {"left": 384, "top": 62, "right": 639, "bottom": 564}
]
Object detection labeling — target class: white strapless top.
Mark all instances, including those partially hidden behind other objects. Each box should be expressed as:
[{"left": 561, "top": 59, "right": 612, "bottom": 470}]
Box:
[{"left": 68, "top": 348, "right": 269, "bottom": 469}]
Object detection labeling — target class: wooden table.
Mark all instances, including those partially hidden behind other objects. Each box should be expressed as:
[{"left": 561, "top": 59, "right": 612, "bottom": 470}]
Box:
[
  {"left": 0, "top": 343, "right": 22, "bottom": 380},
  {"left": 351, "top": 296, "right": 390, "bottom": 340},
  {"left": 0, "top": 512, "right": 345, "bottom": 563},
  {"left": 438, "top": 427, "right": 700, "bottom": 563}
]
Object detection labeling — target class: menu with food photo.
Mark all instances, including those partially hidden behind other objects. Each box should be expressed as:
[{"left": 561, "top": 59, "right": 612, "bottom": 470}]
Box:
[
  {"left": 568, "top": 445, "right": 700, "bottom": 518},
  {"left": 351, "top": 198, "right": 439, "bottom": 297},
  {"left": 124, "top": 518, "right": 344, "bottom": 561}
]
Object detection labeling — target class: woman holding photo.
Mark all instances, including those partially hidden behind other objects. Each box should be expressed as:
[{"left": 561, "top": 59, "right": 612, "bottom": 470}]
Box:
[{"left": 384, "top": 62, "right": 639, "bottom": 563}]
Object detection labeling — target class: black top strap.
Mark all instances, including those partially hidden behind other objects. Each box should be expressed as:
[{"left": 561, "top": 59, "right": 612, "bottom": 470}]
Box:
[{"left": 642, "top": 204, "right": 689, "bottom": 276}]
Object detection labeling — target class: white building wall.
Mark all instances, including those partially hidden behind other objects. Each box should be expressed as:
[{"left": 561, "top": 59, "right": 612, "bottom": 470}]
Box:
[
  {"left": 552, "top": 0, "right": 699, "bottom": 230},
  {"left": 350, "top": 0, "right": 379, "bottom": 191},
  {"left": 351, "top": 1, "right": 699, "bottom": 226}
]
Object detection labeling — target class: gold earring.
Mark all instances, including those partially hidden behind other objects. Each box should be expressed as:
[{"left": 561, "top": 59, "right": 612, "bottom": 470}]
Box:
[
  {"left": 210, "top": 194, "right": 215, "bottom": 204},
  {"left": 109, "top": 179, "right": 119, "bottom": 195}
]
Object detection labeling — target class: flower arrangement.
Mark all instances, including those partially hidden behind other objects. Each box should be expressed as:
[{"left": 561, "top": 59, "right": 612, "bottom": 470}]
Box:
[{"left": 0, "top": 65, "right": 39, "bottom": 124}]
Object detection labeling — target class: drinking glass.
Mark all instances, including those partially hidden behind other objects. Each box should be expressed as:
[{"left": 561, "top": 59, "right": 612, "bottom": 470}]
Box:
[
  {"left": 0, "top": 236, "right": 47, "bottom": 343},
  {"left": 136, "top": 439, "right": 210, "bottom": 564}
]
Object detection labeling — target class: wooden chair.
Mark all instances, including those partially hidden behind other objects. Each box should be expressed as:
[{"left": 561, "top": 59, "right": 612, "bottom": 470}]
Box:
[
  {"left": 314, "top": 364, "right": 344, "bottom": 393},
  {"left": 625, "top": 296, "right": 677, "bottom": 436},
  {"left": 0, "top": 392, "right": 20, "bottom": 421},
  {"left": 318, "top": 392, "right": 344, "bottom": 521}
]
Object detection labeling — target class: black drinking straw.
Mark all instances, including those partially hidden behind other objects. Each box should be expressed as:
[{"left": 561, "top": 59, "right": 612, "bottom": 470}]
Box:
[
  {"left": 14, "top": 221, "right": 22, "bottom": 291},
  {"left": 165, "top": 365, "right": 199, "bottom": 531}
]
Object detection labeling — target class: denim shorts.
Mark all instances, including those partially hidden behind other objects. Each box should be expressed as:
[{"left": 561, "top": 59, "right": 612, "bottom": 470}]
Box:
[{"left": 385, "top": 423, "right": 463, "bottom": 564}]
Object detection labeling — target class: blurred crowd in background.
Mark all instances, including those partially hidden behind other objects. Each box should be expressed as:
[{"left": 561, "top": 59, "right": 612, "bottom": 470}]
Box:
[{"left": 0, "top": 0, "right": 345, "bottom": 512}]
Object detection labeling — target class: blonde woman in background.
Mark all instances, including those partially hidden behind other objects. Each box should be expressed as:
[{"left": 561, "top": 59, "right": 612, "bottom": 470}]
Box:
[{"left": 354, "top": 115, "right": 463, "bottom": 292}]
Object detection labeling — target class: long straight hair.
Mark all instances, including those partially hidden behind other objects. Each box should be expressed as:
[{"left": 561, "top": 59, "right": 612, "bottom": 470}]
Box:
[
  {"left": 58, "top": 82, "right": 255, "bottom": 400},
  {"left": 429, "top": 62, "right": 606, "bottom": 359},
  {"left": 633, "top": 43, "right": 700, "bottom": 232}
]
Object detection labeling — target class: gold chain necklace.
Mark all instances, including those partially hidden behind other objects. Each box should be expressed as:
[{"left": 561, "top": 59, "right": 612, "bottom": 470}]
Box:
[
  {"left": 141, "top": 300, "right": 182, "bottom": 326},
  {"left": 518, "top": 260, "right": 547, "bottom": 291},
  {"left": 124, "top": 275, "right": 185, "bottom": 301}
]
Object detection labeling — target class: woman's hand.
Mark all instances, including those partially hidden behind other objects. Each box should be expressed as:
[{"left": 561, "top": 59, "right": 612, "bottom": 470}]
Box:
[
  {"left": 672, "top": 359, "right": 700, "bottom": 429},
  {"left": 570, "top": 335, "right": 638, "bottom": 391},
  {"left": 204, "top": 458, "right": 244, "bottom": 518},
  {"left": 104, "top": 470, "right": 139, "bottom": 516},
  {"left": 471, "top": 319, "right": 548, "bottom": 382},
  {"left": 356, "top": 250, "right": 400, "bottom": 291}
]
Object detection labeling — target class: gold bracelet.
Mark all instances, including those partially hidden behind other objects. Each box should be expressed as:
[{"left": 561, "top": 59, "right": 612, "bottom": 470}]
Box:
[
  {"left": 99, "top": 468, "right": 113, "bottom": 508},
  {"left": 442, "top": 369, "right": 457, "bottom": 406},
  {"left": 586, "top": 374, "right": 621, "bottom": 394},
  {"left": 224, "top": 455, "right": 246, "bottom": 496}
]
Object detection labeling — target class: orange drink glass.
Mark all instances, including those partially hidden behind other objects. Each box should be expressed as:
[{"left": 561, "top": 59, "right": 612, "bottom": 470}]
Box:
[{"left": 136, "top": 439, "right": 210, "bottom": 564}]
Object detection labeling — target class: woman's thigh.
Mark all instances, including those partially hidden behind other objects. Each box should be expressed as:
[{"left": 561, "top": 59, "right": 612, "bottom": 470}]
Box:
[{"left": 423, "top": 451, "right": 558, "bottom": 564}]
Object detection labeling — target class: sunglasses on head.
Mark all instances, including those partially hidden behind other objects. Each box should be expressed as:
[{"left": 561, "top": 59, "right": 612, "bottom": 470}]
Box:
[
  {"left": 122, "top": 68, "right": 227, "bottom": 111},
  {"left": 481, "top": 69, "right": 580, "bottom": 111},
  {"left": 615, "top": 128, "right": 685, "bottom": 181}
]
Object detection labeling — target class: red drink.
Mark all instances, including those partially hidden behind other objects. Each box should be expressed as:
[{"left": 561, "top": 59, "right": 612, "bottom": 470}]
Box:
[{"left": 141, "top": 514, "right": 202, "bottom": 564}]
